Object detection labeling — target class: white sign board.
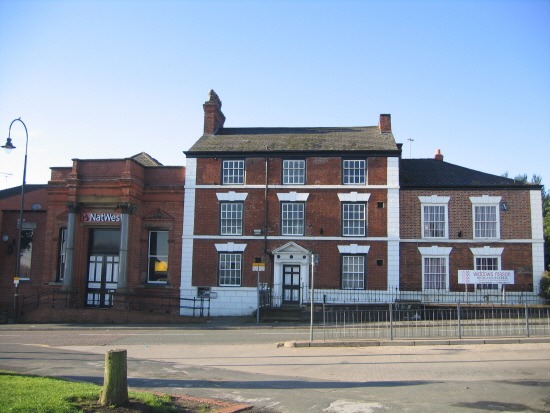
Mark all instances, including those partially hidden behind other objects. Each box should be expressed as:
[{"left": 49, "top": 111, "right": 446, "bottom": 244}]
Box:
[
  {"left": 252, "top": 263, "right": 265, "bottom": 271},
  {"left": 458, "top": 270, "right": 514, "bottom": 285}
]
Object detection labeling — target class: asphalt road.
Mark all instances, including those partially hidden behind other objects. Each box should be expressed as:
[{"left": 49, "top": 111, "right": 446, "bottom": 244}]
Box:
[{"left": 1, "top": 325, "right": 549, "bottom": 413}]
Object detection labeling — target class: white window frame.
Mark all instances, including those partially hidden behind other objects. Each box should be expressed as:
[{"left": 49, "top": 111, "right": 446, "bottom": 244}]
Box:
[
  {"left": 222, "top": 159, "right": 245, "bottom": 184},
  {"left": 470, "top": 196, "right": 501, "bottom": 239},
  {"left": 342, "top": 203, "right": 366, "bottom": 236},
  {"left": 419, "top": 196, "right": 450, "bottom": 239},
  {"left": 148, "top": 230, "right": 169, "bottom": 284},
  {"left": 283, "top": 159, "right": 305, "bottom": 184},
  {"left": 418, "top": 246, "right": 452, "bottom": 291},
  {"left": 470, "top": 246, "right": 504, "bottom": 291},
  {"left": 219, "top": 202, "right": 244, "bottom": 235},
  {"left": 343, "top": 160, "right": 366, "bottom": 184},
  {"left": 341, "top": 255, "right": 366, "bottom": 289},
  {"left": 281, "top": 202, "right": 305, "bottom": 236},
  {"left": 218, "top": 252, "right": 242, "bottom": 286}
]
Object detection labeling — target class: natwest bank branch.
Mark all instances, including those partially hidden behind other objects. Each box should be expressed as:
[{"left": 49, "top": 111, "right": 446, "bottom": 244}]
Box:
[{"left": 5, "top": 153, "right": 187, "bottom": 323}]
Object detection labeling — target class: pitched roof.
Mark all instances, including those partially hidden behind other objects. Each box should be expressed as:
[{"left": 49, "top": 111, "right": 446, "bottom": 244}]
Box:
[
  {"left": 186, "top": 126, "right": 398, "bottom": 154},
  {"left": 130, "top": 152, "right": 163, "bottom": 167},
  {"left": 400, "top": 159, "right": 539, "bottom": 189},
  {"left": 0, "top": 184, "right": 47, "bottom": 200}
]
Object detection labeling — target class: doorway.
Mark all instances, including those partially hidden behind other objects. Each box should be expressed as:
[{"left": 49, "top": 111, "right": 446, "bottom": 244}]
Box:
[
  {"left": 86, "top": 229, "right": 120, "bottom": 308},
  {"left": 282, "top": 265, "right": 300, "bottom": 304}
]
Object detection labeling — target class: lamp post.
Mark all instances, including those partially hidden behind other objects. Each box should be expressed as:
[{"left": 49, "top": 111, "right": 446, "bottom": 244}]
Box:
[{"left": 2, "top": 118, "right": 29, "bottom": 324}]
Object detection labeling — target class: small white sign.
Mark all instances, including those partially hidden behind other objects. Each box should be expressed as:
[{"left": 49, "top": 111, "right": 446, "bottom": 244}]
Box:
[
  {"left": 252, "top": 263, "right": 265, "bottom": 271},
  {"left": 458, "top": 270, "right": 514, "bottom": 284}
]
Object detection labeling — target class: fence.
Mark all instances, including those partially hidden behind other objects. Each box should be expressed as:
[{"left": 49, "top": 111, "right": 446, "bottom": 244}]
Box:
[
  {"left": 21, "top": 289, "right": 210, "bottom": 318},
  {"left": 320, "top": 303, "right": 550, "bottom": 340}
]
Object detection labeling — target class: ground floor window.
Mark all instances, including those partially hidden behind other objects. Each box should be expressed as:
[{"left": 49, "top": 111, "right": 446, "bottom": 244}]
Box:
[
  {"left": 57, "top": 228, "right": 67, "bottom": 282},
  {"left": 19, "top": 229, "right": 34, "bottom": 280},
  {"left": 423, "top": 257, "right": 447, "bottom": 290},
  {"left": 476, "top": 256, "right": 500, "bottom": 290},
  {"left": 219, "top": 253, "right": 242, "bottom": 286},
  {"left": 148, "top": 231, "right": 169, "bottom": 283},
  {"left": 342, "top": 255, "right": 365, "bottom": 289}
]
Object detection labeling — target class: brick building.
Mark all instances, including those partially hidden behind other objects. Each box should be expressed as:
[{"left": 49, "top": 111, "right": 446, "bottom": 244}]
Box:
[
  {"left": 181, "top": 91, "right": 545, "bottom": 316},
  {"left": 0, "top": 153, "right": 186, "bottom": 323}
]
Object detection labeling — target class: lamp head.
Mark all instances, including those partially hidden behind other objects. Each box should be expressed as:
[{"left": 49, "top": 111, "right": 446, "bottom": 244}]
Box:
[{"left": 2, "top": 137, "right": 16, "bottom": 154}]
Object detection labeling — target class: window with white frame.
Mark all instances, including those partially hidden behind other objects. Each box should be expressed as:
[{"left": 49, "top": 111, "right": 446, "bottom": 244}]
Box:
[
  {"left": 148, "top": 231, "right": 169, "bottom": 283},
  {"left": 342, "top": 255, "right": 365, "bottom": 289},
  {"left": 281, "top": 202, "right": 305, "bottom": 235},
  {"left": 419, "top": 246, "right": 452, "bottom": 291},
  {"left": 475, "top": 257, "right": 500, "bottom": 290},
  {"left": 218, "top": 252, "right": 242, "bottom": 286},
  {"left": 343, "top": 160, "right": 366, "bottom": 184},
  {"left": 220, "top": 202, "right": 244, "bottom": 235},
  {"left": 222, "top": 160, "right": 245, "bottom": 184},
  {"left": 419, "top": 196, "right": 450, "bottom": 239},
  {"left": 423, "top": 257, "right": 447, "bottom": 290},
  {"left": 283, "top": 160, "right": 305, "bottom": 184},
  {"left": 474, "top": 205, "right": 498, "bottom": 238},
  {"left": 471, "top": 196, "right": 501, "bottom": 239},
  {"left": 470, "top": 246, "right": 503, "bottom": 290},
  {"left": 342, "top": 203, "right": 366, "bottom": 236}
]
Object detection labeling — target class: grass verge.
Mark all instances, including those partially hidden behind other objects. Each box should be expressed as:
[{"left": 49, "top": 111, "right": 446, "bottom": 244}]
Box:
[{"left": 0, "top": 371, "right": 177, "bottom": 413}]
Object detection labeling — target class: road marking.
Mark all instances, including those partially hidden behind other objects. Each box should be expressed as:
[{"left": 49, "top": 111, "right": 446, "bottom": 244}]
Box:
[
  {"left": 78, "top": 333, "right": 205, "bottom": 336},
  {"left": 255, "top": 332, "right": 309, "bottom": 335}
]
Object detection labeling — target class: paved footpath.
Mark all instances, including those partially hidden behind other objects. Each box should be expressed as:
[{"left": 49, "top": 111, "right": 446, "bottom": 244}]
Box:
[{"left": 1, "top": 320, "right": 550, "bottom": 413}]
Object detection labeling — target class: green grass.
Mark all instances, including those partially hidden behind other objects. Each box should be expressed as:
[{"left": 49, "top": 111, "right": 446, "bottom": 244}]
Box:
[{"left": 0, "top": 371, "right": 177, "bottom": 413}]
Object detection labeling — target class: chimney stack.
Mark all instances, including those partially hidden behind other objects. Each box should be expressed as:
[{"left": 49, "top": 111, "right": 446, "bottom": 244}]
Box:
[
  {"left": 379, "top": 114, "right": 391, "bottom": 133},
  {"left": 203, "top": 89, "right": 225, "bottom": 135},
  {"left": 434, "top": 149, "right": 444, "bottom": 161}
]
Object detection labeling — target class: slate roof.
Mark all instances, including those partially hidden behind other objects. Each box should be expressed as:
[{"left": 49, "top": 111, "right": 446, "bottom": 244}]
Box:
[
  {"left": 400, "top": 159, "right": 540, "bottom": 189},
  {"left": 187, "top": 126, "right": 398, "bottom": 154},
  {"left": 0, "top": 184, "right": 47, "bottom": 200},
  {"left": 130, "top": 152, "right": 163, "bottom": 167}
]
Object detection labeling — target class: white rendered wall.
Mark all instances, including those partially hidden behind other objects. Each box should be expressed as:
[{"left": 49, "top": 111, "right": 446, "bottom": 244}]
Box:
[{"left": 530, "top": 190, "right": 545, "bottom": 293}]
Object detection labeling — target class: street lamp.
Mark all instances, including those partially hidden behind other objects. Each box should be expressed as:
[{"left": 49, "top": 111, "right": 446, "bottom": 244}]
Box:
[{"left": 2, "top": 118, "right": 29, "bottom": 324}]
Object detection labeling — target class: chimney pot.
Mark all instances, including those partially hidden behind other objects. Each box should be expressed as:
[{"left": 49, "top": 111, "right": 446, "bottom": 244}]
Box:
[{"left": 434, "top": 149, "right": 444, "bottom": 161}]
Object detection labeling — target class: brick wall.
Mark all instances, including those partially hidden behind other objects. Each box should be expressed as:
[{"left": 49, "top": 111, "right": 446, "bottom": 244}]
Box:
[{"left": 400, "top": 189, "right": 532, "bottom": 239}]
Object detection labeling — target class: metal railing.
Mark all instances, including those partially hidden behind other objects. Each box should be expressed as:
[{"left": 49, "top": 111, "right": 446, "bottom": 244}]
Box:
[
  {"left": 21, "top": 289, "right": 210, "bottom": 318},
  {"left": 320, "top": 303, "right": 550, "bottom": 340}
]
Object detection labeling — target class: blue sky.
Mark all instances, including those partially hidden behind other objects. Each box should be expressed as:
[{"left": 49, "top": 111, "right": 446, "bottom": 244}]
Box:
[{"left": 1, "top": 0, "right": 549, "bottom": 191}]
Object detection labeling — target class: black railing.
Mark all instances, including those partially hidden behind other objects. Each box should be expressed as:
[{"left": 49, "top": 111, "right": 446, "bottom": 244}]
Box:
[{"left": 21, "top": 289, "right": 210, "bottom": 318}]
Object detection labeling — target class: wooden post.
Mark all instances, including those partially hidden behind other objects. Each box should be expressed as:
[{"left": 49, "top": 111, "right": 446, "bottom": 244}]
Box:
[{"left": 100, "top": 349, "right": 129, "bottom": 407}]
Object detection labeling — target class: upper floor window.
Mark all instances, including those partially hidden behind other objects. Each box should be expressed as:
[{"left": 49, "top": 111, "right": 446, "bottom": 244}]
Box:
[
  {"left": 222, "top": 160, "right": 244, "bottom": 184},
  {"left": 419, "top": 196, "right": 450, "bottom": 239},
  {"left": 220, "top": 202, "right": 244, "bottom": 235},
  {"left": 148, "top": 231, "right": 169, "bottom": 283},
  {"left": 471, "top": 196, "right": 501, "bottom": 239},
  {"left": 283, "top": 160, "right": 305, "bottom": 184},
  {"left": 474, "top": 205, "right": 498, "bottom": 238},
  {"left": 281, "top": 202, "right": 305, "bottom": 236},
  {"left": 343, "top": 160, "right": 366, "bottom": 184},
  {"left": 342, "top": 203, "right": 366, "bottom": 236},
  {"left": 342, "top": 255, "right": 366, "bottom": 289},
  {"left": 423, "top": 205, "right": 447, "bottom": 238}
]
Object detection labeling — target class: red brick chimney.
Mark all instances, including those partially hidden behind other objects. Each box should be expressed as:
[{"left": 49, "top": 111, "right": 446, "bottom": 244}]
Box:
[
  {"left": 379, "top": 114, "right": 391, "bottom": 133},
  {"left": 434, "top": 149, "right": 444, "bottom": 161},
  {"left": 203, "top": 90, "right": 225, "bottom": 135}
]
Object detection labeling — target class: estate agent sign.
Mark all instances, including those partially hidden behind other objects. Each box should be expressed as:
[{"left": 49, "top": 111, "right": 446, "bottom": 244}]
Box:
[{"left": 458, "top": 270, "right": 515, "bottom": 285}]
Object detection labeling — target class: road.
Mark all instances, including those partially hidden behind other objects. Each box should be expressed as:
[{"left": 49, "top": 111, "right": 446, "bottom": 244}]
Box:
[{"left": 1, "top": 324, "right": 549, "bottom": 412}]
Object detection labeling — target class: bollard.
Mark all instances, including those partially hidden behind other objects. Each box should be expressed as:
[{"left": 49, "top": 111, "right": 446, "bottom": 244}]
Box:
[{"left": 100, "top": 349, "right": 129, "bottom": 407}]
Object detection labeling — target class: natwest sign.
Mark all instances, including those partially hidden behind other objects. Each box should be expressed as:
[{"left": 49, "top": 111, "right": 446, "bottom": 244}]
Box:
[
  {"left": 458, "top": 270, "right": 514, "bottom": 285},
  {"left": 81, "top": 213, "right": 121, "bottom": 222}
]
